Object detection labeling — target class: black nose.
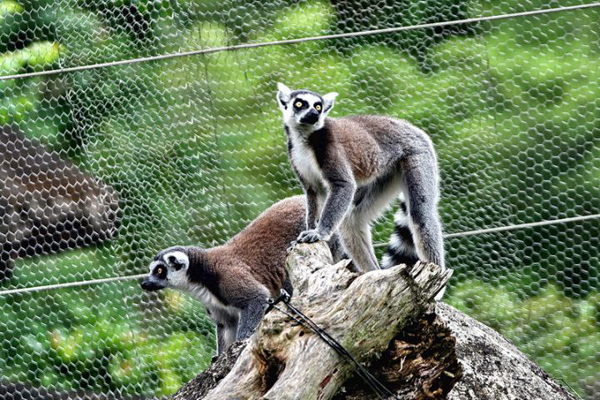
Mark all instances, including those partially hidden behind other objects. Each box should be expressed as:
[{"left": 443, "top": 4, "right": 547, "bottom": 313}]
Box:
[
  {"left": 141, "top": 279, "right": 163, "bottom": 292},
  {"left": 300, "top": 110, "right": 319, "bottom": 124}
]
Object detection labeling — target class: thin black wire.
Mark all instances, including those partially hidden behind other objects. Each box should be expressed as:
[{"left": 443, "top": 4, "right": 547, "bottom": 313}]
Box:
[
  {"left": 557, "top": 379, "right": 584, "bottom": 400},
  {"left": 269, "top": 291, "right": 399, "bottom": 399},
  {"left": 286, "top": 303, "right": 398, "bottom": 399},
  {"left": 271, "top": 304, "right": 392, "bottom": 400}
]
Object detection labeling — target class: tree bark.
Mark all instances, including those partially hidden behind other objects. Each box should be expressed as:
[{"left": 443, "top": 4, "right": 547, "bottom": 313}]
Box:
[{"left": 172, "top": 242, "right": 577, "bottom": 400}]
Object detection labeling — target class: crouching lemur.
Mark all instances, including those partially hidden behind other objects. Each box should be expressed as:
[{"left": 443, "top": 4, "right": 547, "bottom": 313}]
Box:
[
  {"left": 141, "top": 196, "right": 305, "bottom": 355},
  {"left": 141, "top": 192, "right": 424, "bottom": 354}
]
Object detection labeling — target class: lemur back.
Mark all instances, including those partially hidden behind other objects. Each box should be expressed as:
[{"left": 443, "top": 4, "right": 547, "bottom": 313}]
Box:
[{"left": 209, "top": 195, "right": 306, "bottom": 297}]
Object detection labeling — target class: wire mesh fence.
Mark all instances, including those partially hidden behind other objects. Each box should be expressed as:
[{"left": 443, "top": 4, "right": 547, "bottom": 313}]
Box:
[{"left": 0, "top": 0, "right": 599, "bottom": 398}]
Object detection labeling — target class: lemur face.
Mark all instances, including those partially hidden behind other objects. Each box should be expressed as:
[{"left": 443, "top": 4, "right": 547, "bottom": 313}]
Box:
[
  {"left": 277, "top": 83, "right": 338, "bottom": 131},
  {"left": 141, "top": 246, "right": 190, "bottom": 292}
]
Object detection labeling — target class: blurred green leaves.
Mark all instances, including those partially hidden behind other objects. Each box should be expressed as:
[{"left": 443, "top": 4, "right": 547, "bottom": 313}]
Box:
[
  {"left": 0, "top": 279, "right": 215, "bottom": 395},
  {"left": 449, "top": 280, "right": 600, "bottom": 394}
]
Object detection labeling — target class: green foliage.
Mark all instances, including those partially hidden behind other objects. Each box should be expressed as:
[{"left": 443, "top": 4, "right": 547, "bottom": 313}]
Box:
[
  {"left": 0, "top": 0, "right": 598, "bottom": 397},
  {"left": 0, "top": 258, "right": 215, "bottom": 395},
  {"left": 449, "top": 280, "right": 600, "bottom": 397}
]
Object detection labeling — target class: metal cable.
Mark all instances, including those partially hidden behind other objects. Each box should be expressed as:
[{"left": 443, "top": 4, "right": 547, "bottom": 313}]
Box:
[
  {"left": 442, "top": 213, "right": 600, "bottom": 239},
  {"left": 374, "top": 213, "right": 600, "bottom": 248},
  {"left": 1, "top": 213, "right": 598, "bottom": 296},
  {"left": 269, "top": 290, "right": 399, "bottom": 400},
  {"left": 1, "top": 3, "right": 599, "bottom": 82},
  {"left": 0, "top": 274, "right": 147, "bottom": 296}
]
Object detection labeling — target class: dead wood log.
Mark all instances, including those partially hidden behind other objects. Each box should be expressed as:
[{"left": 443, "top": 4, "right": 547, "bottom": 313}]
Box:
[
  {"left": 175, "top": 241, "right": 451, "bottom": 400},
  {"left": 172, "top": 242, "right": 577, "bottom": 400}
]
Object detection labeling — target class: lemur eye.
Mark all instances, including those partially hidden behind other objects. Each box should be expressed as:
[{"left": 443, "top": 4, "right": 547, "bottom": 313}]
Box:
[
  {"left": 156, "top": 267, "right": 164, "bottom": 276},
  {"left": 295, "top": 101, "right": 303, "bottom": 108},
  {"left": 315, "top": 104, "right": 322, "bottom": 111}
]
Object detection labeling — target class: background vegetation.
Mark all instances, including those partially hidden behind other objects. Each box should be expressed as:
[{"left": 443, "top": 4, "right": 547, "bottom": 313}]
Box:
[{"left": 0, "top": 0, "right": 598, "bottom": 397}]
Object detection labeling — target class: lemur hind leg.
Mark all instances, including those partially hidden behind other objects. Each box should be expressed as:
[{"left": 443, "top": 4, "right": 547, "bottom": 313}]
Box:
[
  {"left": 328, "top": 232, "right": 349, "bottom": 262},
  {"left": 214, "top": 310, "right": 239, "bottom": 355},
  {"left": 402, "top": 152, "right": 445, "bottom": 268},
  {"left": 340, "top": 214, "right": 380, "bottom": 272},
  {"left": 341, "top": 171, "right": 404, "bottom": 273}
]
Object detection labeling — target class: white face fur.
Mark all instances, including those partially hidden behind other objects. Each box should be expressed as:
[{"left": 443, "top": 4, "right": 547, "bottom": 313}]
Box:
[
  {"left": 143, "top": 248, "right": 232, "bottom": 313},
  {"left": 145, "top": 248, "right": 190, "bottom": 290},
  {"left": 277, "top": 83, "right": 338, "bottom": 132}
]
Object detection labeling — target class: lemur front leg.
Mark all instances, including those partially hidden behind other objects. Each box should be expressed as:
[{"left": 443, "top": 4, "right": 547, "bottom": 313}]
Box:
[
  {"left": 214, "top": 310, "right": 239, "bottom": 355},
  {"left": 236, "top": 296, "right": 269, "bottom": 341},
  {"left": 328, "top": 232, "right": 351, "bottom": 263},
  {"left": 300, "top": 185, "right": 350, "bottom": 263},
  {"left": 288, "top": 186, "right": 320, "bottom": 252},
  {"left": 305, "top": 186, "right": 320, "bottom": 230},
  {"left": 297, "top": 176, "right": 356, "bottom": 243}
]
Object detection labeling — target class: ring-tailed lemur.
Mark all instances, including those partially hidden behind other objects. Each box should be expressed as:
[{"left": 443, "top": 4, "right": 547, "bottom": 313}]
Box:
[
  {"left": 141, "top": 194, "right": 424, "bottom": 354},
  {"left": 277, "top": 83, "right": 444, "bottom": 272},
  {"left": 141, "top": 196, "right": 305, "bottom": 355}
]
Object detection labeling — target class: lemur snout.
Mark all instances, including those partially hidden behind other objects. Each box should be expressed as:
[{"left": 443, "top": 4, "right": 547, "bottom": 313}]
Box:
[
  {"left": 300, "top": 109, "right": 319, "bottom": 124},
  {"left": 141, "top": 279, "right": 164, "bottom": 291}
]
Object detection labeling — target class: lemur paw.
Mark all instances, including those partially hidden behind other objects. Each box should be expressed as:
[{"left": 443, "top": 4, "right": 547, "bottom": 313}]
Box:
[
  {"left": 297, "top": 229, "right": 329, "bottom": 243},
  {"left": 286, "top": 240, "right": 298, "bottom": 253}
]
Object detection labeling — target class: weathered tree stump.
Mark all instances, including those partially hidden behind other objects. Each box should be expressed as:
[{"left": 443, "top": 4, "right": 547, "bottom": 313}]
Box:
[{"left": 172, "top": 242, "right": 577, "bottom": 400}]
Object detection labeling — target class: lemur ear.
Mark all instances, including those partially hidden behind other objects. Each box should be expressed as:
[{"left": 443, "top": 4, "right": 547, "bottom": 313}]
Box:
[
  {"left": 168, "top": 255, "right": 180, "bottom": 270},
  {"left": 322, "top": 92, "right": 338, "bottom": 113},
  {"left": 277, "top": 82, "right": 292, "bottom": 111},
  {"left": 167, "top": 253, "right": 187, "bottom": 270}
]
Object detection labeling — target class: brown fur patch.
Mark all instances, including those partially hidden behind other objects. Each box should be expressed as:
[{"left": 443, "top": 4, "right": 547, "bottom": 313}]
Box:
[
  {"left": 208, "top": 196, "right": 306, "bottom": 297},
  {"left": 332, "top": 119, "right": 382, "bottom": 182}
]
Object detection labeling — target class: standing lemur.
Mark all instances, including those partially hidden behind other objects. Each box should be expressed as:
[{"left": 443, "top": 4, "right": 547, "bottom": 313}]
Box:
[
  {"left": 277, "top": 83, "right": 444, "bottom": 272},
  {"left": 141, "top": 196, "right": 305, "bottom": 355}
]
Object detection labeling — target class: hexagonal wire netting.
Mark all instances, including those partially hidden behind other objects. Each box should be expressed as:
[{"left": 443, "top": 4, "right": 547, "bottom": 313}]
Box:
[{"left": 1, "top": 0, "right": 599, "bottom": 398}]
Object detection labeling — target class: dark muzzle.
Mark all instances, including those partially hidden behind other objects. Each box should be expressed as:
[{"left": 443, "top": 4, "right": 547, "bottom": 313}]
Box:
[
  {"left": 300, "top": 110, "right": 319, "bottom": 124},
  {"left": 141, "top": 279, "right": 165, "bottom": 291}
]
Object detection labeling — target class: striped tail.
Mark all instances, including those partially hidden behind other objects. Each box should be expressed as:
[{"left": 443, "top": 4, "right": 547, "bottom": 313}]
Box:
[{"left": 381, "top": 200, "right": 420, "bottom": 269}]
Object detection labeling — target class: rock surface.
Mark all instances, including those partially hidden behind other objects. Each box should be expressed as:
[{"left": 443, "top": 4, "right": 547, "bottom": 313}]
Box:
[{"left": 440, "top": 303, "right": 576, "bottom": 400}]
